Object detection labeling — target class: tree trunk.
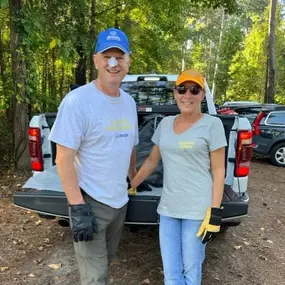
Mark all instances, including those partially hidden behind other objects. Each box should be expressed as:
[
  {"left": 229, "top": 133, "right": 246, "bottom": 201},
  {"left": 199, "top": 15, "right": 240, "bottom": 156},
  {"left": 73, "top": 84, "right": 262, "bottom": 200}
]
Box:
[
  {"left": 181, "top": 42, "right": 186, "bottom": 71},
  {"left": 9, "top": 0, "right": 30, "bottom": 170},
  {"left": 206, "top": 39, "right": 213, "bottom": 82},
  {"left": 114, "top": 2, "right": 121, "bottom": 28},
  {"left": 42, "top": 56, "right": 47, "bottom": 111},
  {"left": 264, "top": 0, "right": 277, "bottom": 103},
  {"left": 0, "top": 24, "right": 7, "bottom": 87},
  {"left": 211, "top": 9, "right": 225, "bottom": 100},
  {"left": 264, "top": 55, "right": 269, "bottom": 102},
  {"left": 52, "top": 48, "right": 56, "bottom": 102},
  {"left": 0, "top": 20, "right": 10, "bottom": 113},
  {"left": 59, "top": 65, "right": 64, "bottom": 100},
  {"left": 75, "top": 43, "right": 87, "bottom": 85},
  {"left": 0, "top": 11, "right": 12, "bottom": 128},
  {"left": 89, "top": 0, "right": 96, "bottom": 81},
  {"left": 74, "top": 5, "right": 87, "bottom": 86}
]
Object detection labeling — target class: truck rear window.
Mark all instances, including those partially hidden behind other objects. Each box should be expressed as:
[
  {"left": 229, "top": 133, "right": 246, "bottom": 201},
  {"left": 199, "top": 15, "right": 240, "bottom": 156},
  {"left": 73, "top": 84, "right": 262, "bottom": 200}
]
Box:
[{"left": 120, "top": 81, "right": 176, "bottom": 105}]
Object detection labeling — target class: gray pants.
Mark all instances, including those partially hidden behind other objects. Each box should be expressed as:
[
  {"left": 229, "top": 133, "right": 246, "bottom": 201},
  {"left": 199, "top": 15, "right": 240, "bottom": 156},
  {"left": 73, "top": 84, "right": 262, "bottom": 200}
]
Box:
[{"left": 71, "top": 192, "right": 127, "bottom": 285}]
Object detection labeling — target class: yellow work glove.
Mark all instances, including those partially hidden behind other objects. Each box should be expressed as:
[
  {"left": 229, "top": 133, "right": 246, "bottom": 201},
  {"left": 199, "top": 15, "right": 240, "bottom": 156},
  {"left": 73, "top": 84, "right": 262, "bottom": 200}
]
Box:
[
  {"left": 196, "top": 207, "right": 223, "bottom": 244},
  {"left": 128, "top": 187, "right": 137, "bottom": 196}
]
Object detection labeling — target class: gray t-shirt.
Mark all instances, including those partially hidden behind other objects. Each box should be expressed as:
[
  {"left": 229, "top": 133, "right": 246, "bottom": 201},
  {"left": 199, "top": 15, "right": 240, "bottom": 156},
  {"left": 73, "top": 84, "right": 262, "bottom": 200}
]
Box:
[
  {"left": 49, "top": 82, "right": 139, "bottom": 208},
  {"left": 152, "top": 114, "right": 227, "bottom": 220}
]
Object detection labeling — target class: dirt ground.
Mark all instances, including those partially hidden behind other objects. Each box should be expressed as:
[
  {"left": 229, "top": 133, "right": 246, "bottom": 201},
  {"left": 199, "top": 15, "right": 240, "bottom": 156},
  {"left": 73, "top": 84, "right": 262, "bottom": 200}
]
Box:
[{"left": 1, "top": 158, "right": 285, "bottom": 285}]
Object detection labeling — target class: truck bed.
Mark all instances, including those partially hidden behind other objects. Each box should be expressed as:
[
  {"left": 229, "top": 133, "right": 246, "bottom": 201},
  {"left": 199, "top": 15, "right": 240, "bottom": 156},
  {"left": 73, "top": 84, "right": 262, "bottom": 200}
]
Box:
[{"left": 14, "top": 184, "right": 248, "bottom": 225}]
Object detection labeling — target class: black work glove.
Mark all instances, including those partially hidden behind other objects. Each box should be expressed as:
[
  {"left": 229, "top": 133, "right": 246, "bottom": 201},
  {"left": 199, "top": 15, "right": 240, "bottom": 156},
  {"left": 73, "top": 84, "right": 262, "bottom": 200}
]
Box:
[
  {"left": 196, "top": 207, "right": 223, "bottom": 244},
  {"left": 137, "top": 181, "right": 152, "bottom": 192},
  {"left": 69, "top": 203, "right": 97, "bottom": 242}
]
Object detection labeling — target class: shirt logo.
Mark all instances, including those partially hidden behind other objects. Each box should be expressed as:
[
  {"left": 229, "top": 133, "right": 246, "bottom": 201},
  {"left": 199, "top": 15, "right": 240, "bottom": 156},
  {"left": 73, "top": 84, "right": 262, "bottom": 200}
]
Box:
[
  {"left": 179, "top": 141, "right": 195, "bottom": 149},
  {"left": 115, "top": 133, "right": 129, "bottom": 139},
  {"left": 107, "top": 31, "right": 121, "bottom": 42},
  {"left": 105, "top": 119, "right": 133, "bottom": 132}
]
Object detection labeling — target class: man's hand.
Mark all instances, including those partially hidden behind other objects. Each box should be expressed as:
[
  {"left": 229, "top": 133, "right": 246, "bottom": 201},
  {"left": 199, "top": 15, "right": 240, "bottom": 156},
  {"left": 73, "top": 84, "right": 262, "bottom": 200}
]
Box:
[
  {"left": 196, "top": 207, "right": 222, "bottom": 244},
  {"left": 69, "top": 203, "right": 97, "bottom": 242}
]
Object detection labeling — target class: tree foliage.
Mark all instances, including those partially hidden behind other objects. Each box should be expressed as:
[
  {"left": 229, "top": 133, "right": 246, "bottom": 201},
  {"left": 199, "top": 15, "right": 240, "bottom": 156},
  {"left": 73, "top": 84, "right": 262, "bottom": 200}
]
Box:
[{"left": 1, "top": 0, "right": 285, "bottom": 168}]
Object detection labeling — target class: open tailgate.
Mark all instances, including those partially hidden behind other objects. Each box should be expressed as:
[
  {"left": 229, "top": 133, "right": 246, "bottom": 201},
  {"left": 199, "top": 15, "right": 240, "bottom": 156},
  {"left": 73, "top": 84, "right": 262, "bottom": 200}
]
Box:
[{"left": 14, "top": 184, "right": 248, "bottom": 224}]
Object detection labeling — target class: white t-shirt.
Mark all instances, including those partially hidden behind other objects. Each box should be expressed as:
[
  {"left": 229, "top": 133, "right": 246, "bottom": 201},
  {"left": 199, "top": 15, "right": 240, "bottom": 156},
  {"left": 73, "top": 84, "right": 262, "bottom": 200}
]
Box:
[{"left": 48, "top": 82, "right": 139, "bottom": 208}]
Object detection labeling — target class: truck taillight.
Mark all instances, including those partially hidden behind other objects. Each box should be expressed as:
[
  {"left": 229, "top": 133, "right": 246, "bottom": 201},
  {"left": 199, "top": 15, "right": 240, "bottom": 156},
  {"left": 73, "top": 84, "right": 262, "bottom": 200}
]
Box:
[
  {"left": 252, "top": 112, "right": 265, "bottom": 135},
  {"left": 235, "top": 130, "right": 252, "bottom": 177},
  {"left": 29, "top": 127, "right": 43, "bottom": 171}
]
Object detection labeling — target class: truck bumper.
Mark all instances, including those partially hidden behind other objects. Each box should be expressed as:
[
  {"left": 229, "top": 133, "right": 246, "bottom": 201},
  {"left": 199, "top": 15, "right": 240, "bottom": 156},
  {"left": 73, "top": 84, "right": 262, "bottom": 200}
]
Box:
[{"left": 13, "top": 185, "right": 248, "bottom": 226}]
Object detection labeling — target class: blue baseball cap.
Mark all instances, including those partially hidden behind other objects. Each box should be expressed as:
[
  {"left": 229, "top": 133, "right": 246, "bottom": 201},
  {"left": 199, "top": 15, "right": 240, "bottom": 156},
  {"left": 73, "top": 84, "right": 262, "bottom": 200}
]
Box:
[{"left": 95, "top": 28, "right": 130, "bottom": 55}]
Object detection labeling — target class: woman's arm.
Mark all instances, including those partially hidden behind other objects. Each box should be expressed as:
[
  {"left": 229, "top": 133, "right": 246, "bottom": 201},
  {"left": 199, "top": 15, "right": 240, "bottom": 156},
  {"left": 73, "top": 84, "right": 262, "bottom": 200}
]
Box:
[
  {"left": 130, "top": 145, "right": 161, "bottom": 189},
  {"left": 128, "top": 148, "right": 137, "bottom": 180},
  {"left": 210, "top": 147, "right": 226, "bottom": 208}
]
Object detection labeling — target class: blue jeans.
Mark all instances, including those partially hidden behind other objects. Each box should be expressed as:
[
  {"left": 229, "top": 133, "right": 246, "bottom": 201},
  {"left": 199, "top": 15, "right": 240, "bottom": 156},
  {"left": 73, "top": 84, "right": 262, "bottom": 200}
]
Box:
[{"left": 159, "top": 215, "right": 206, "bottom": 285}]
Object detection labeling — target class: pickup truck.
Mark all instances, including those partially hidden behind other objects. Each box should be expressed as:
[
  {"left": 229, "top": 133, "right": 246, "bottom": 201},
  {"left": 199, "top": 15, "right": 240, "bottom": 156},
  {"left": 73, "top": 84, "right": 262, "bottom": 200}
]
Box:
[{"left": 13, "top": 74, "right": 252, "bottom": 229}]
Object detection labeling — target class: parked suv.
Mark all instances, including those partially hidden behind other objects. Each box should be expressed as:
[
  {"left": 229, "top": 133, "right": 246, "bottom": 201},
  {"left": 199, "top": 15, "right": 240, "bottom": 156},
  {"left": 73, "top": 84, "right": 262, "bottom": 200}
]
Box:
[
  {"left": 233, "top": 104, "right": 280, "bottom": 124},
  {"left": 252, "top": 106, "right": 285, "bottom": 167}
]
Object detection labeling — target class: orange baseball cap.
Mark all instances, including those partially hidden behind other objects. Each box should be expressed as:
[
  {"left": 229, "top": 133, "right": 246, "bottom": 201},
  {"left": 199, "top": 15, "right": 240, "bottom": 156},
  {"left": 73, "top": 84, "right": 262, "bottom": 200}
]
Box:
[{"left": 175, "top": 69, "right": 205, "bottom": 89}]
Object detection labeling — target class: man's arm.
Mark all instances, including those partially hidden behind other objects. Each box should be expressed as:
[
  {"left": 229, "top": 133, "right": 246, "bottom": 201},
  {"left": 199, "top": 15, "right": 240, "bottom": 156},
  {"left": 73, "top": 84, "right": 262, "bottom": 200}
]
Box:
[
  {"left": 210, "top": 147, "right": 226, "bottom": 207},
  {"left": 128, "top": 147, "right": 137, "bottom": 180},
  {"left": 56, "top": 144, "right": 85, "bottom": 205}
]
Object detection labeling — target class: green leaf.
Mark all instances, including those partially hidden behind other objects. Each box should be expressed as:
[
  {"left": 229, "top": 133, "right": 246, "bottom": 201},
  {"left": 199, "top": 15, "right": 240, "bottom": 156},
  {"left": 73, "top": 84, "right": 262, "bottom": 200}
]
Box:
[
  {"left": 49, "top": 38, "right": 57, "bottom": 49},
  {"left": 0, "top": 0, "right": 8, "bottom": 8}
]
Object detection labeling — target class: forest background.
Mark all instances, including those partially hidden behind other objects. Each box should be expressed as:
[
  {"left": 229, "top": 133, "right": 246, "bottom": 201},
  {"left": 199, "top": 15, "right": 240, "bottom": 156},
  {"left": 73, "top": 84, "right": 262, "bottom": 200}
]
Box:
[{"left": 0, "top": 0, "right": 284, "bottom": 169}]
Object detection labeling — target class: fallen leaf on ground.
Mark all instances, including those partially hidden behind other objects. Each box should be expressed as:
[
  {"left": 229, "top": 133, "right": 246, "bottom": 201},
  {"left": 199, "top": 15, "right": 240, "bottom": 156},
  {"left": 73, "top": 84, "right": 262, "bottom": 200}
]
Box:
[
  {"left": 48, "top": 263, "right": 62, "bottom": 270},
  {"left": 234, "top": 245, "right": 242, "bottom": 250},
  {"left": 141, "top": 279, "right": 150, "bottom": 284},
  {"left": 0, "top": 267, "right": 9, "bottom": 272}
]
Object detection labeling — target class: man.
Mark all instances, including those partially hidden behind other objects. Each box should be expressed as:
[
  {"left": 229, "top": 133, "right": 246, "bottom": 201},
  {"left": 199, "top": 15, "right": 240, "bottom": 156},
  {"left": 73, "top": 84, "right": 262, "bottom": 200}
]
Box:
[{"left": 48, "top": 28, "right": 138, "bottom": 285}]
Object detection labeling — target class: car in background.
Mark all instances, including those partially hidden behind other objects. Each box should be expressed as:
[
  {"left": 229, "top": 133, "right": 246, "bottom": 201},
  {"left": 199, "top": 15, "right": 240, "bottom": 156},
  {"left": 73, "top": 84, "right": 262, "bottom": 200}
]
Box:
[
  {"left": 223, "top": 101, "right": 260, "bottom": 107},
  {"left": 232, "top": 104, "right": 280, "bottom": 124},
  {"left": 252, "top": 106, "right": 285, "bottom": 167}
]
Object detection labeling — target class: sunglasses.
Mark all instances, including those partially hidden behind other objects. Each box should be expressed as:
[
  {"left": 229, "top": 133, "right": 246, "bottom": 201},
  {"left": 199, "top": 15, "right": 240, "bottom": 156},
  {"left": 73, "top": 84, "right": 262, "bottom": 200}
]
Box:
[{"left": 174, "top": 85, "right": 202, "bottom": 95}]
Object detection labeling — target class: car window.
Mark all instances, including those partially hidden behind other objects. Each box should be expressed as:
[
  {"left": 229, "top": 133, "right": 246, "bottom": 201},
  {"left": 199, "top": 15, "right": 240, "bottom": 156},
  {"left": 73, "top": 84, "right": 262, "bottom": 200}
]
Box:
[
  {"left": 266, "top": 112, "right": 285, "bottom": 126},
  {"left": 236, "top": 108, "right": 261, "bottom": 115},
  {"left": 120, "top": 81, "right": 176, "bottom": 105},
  {"left": 243, "top": 114, "right": 257, "bottom": 124}
]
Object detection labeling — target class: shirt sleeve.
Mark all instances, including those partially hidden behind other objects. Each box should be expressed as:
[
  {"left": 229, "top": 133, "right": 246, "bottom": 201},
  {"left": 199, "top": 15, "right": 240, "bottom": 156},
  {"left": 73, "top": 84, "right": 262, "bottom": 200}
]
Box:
[
  {"left": 151, "top": 118, "right": 164, "bottom": 146},
  {"left": 48, "top": 93, "right": 85, "bottom": 150},
  {"left": 209, "top": 117, "right": 227, "bottom": 151}
]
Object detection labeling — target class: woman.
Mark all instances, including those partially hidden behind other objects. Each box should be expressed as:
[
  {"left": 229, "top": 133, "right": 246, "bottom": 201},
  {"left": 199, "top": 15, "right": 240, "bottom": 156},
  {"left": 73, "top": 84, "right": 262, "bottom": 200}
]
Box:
[{"left": 130, "top": 69, "right": 227, "bottom": 284}]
